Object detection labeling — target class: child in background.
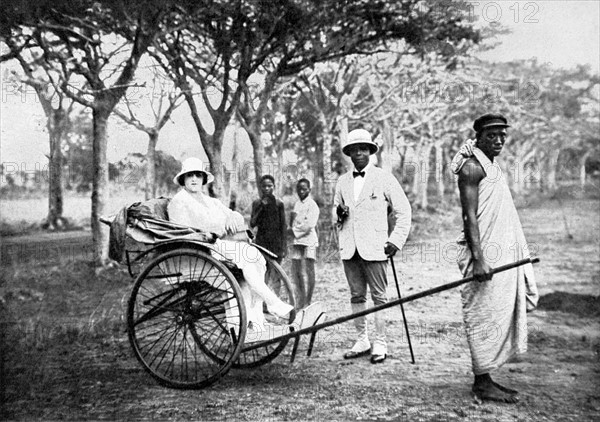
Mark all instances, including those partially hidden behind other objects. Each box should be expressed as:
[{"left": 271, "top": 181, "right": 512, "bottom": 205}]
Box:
[
  {"left": 250, "top": 174, "right": 287, "bottom": 263},
  {"left": 290, "top": 178, "right": 320, "bottom": 309}
]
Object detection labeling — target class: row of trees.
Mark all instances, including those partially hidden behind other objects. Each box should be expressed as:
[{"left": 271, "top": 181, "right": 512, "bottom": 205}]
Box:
[
  {"left": 0, "top": 150, "right": 180, "bottom": 197},
  {"left": 4, "top": 54, "right": 596, "bottom": 204},
  {"left": 1, "top": 0, "right": 481, "bottom": 264},
  {"left": 2, "top": 1, "right": 598, "bottom": 264},
  {"left": 228, "top": 53, "right": 599, "bottom": 212},
  {"left": 290, "top": 55, "right": 600, "bottom": 209}
]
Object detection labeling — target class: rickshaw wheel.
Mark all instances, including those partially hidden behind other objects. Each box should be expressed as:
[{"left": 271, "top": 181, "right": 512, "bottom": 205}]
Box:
[
  {"left": 233, "top": 256, "right": 296, "bottom": 368},
  {"left": 127, "top": 248, "right": 247, "bottom": 389}
]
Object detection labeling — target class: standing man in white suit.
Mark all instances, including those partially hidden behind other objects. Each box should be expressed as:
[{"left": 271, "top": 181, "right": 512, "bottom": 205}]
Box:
[{"left": 333, "top": 129, "right": 412, "bottom": 363}]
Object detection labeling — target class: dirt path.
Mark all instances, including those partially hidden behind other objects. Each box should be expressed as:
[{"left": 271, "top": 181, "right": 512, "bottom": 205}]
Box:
[{"left": 1, "top": 198, "right": 599, "bottom": 421}]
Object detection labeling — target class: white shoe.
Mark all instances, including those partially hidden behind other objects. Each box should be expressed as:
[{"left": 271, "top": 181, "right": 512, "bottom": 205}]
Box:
[
  {"left": 291, "top": 302, "right": 327, "bottom": 330},
  {"left": 371, "top": 340, "right": 387, "bottom": 357},
  {"left": 350, "top": 338, "right": 371, "bottom": 354},
  {"left": 344, "top": 338, "right": 371, "bottom": 359},
  {"left": 267, "top": 302, "right": 294, "bottom": 319}
]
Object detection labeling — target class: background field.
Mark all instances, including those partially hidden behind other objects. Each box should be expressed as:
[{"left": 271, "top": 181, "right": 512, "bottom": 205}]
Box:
[
  {"left": 0, "top": 189, "right": 145, "bottom": 235},
  {"left": 1, "top": 190, "right": 598, "bottom": 421}
]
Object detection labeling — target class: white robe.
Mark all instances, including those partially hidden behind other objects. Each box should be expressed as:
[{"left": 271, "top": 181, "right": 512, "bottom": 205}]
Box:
[{"left": 456, "top": 148, "right": 539, "bottom": 375}]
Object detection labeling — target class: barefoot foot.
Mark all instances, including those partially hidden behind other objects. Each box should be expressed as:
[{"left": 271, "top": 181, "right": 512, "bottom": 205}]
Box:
[
  {"left": 492, "top": 380, "right": 519, "bottom": 395},
  {"left": 472, "top": 383, "right": 519, "bottom": 404}
]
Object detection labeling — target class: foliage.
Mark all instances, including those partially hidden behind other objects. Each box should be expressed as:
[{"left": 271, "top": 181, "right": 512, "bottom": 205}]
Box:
[
  {"left": 0, "top": 219, "right": 42, "bottom": 237},
  {"left": 2, "top": 1, "right": 597, "bottom": 251},
  {"left": 60, "top": 112, "right": 123, "bottom": 192},
  {"left": 1, "top": 0, "right": 186, "bottom": 262},
  {"left": 114, "top": 151, "right": 181, "bottom": 194},
  {"left": 267, "top": 54, "right": 600, "bottom": 205},
  {"left": 152, "top": 0, "right": 481, "bottom": 197}
]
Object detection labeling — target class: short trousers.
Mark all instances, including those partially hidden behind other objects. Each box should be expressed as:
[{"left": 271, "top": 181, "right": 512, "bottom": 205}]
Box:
[{"left": 290, "top": 244, "right": 317, "bottom": 260}]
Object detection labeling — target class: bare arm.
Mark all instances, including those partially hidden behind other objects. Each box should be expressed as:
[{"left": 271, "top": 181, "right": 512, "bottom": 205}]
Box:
[
  {"left": 289, "top": 211, "right": 296, "bottom": 229},
  {"left": 458, "top": 158, "right": 491, "bottom": 281},
  {"left": 250, "top": 199, "right": 262, "bottom": 228},
  {"left": 278, "top": 200, "right": 287, "bottom": 255}
]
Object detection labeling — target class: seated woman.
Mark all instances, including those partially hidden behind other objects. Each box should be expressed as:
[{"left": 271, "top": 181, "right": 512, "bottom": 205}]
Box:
[{"left": 167, "top": 157, "right": 294, "bottom": 337}]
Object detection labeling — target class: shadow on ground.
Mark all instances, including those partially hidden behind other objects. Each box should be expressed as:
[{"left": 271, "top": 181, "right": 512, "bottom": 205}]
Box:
[{"left": 538, "top": 292, "right": 600, "bottom": 318}]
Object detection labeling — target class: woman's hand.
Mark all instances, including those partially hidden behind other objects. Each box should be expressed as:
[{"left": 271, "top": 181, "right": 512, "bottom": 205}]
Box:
[{"left": 225, "top": 211, "right": 245, "bottom": 234}]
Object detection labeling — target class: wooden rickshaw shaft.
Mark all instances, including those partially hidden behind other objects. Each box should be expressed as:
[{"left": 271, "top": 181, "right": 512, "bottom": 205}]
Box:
[{"left": 242, "top": 256, "right": 540, "bottom": 352}]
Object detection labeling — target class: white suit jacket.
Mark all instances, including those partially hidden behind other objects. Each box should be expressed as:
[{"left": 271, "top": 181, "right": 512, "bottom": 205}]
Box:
[{"left": 333, "top": 165, "right": 411, "bottom": 261}]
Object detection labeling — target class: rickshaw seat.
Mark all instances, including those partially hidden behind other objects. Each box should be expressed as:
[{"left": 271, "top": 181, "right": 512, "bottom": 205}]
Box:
[{"left": 107, "top": 197, "right": 216, "bottom": 263}]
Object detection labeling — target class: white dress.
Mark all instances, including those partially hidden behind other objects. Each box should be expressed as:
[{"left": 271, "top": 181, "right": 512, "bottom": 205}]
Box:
[{"left": 167, "top": 189, "right": 293, "bottom": 331}]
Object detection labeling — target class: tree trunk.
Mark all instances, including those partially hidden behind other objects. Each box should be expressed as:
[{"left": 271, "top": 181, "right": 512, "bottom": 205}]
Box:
[
  {"left": 420, "top": 143, "right": 433, "bottom": 209},
  {"left": 580, "top": 151, "right": 591, "bottom": 190},
  {"left": 276, "top": 149, "right": 285, "bottom": 198},
  {"left": 91, "top": 109, "right": 110, "bottom": 264},
  {"left": 408, "top": 145, "right": 419, "bottom": 204},
  {"left": 435, "top": 143, "right": 444, "bottom": 205},
  {"left": 315, "top": 109, "right": 335, "bottom": 217},
  {"left": 210, "top": 149, "right": 226, "bottom": 200},
  {"left": 513, "top": 157, "right": 525, "bottom": 195},
  {"left": 207, "top": 125, "right": 228, "bottom": 200},
  {"left": 11, "top": 40, "right": 71, "bottom": 231},
  {"left": 337, "top": 117, "right": 353, "bottom": 171},
  {"left": 410, "top": 142, "right": 433, "bottom": 209},
  {"left": 182, "top": 87, "right": 230, "bottom": 200},
  {"left": 546, "top": 148, "right": 561, "bottom": 192},
  {"left": 322, "top": 133, "right": 333, "bottom": 199},
  {"left": 145, "top": 132, "right": 158, "bottom": 200},
  {"left": 228, "top": 128, "right": 239, "bottom": 209},
  {"left": 203, "top": 137, "right": 226, "bottom": 199},
  {"left": 396, "top": 144, "right": 407, "bottom": 180},
  {"left": 45, "top": 110, "right": 66, "bottom": 229},
  {"left": 380, "top": 120, "right": 394, "bottom": 173},
  {"left": 238, "top": 73, "right": 279, "bottom": 196},
  {"left": 248, "top": 129, "right": 264, "bottom": 190},
  {"left": 311, "top": 137, "right": 322, "bottom": 200}
]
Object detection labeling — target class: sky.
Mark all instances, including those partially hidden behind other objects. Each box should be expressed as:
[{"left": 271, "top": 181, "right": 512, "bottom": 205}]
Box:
[
  {"left": 475, "top": 1, "right": 599, "bottom": 71},
  {"left": 1, "top": 0, "right": 599, "bottom": 171}
]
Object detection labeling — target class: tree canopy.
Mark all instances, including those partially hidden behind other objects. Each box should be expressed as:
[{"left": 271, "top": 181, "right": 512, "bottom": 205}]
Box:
[{"left": 151, "top": 0, "right": 481, "bottom": 195}]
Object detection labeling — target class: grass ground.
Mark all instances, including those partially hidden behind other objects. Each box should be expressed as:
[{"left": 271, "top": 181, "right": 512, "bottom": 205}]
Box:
[
  {"left": 0, "top": 195, "right": 598, "bottom": 421},
  {"left": 0, "top": 189, "right": 145, "bottom": 236}
]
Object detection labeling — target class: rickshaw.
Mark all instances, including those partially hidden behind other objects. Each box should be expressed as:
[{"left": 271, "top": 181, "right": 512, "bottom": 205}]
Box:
[{"left": 101, "top": 198, "right": 538, "bottom": 390}]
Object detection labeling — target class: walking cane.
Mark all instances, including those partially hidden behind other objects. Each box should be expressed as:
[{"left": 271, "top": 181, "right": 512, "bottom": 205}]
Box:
[{"left": 390, "top": 256, "right": 416, "bottom": 364}]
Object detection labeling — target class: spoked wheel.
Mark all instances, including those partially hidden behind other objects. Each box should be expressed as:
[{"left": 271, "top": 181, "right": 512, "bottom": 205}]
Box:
[
  {"left": 234, "top": 256, "right": 296, "bottom": 368},
  {"left": 127, "top": 248, "right": 247, "bottom": 389}
]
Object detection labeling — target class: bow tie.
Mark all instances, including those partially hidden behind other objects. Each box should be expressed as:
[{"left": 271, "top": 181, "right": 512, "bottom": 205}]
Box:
[{"left": 353, "top": 171, "right": 365, "bottom": 178}]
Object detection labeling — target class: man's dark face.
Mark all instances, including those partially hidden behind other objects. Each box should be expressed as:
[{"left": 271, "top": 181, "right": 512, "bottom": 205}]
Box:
[
  {"left": 296, "top": 181, "right": 310, "bottom": 200},
  {"left": 260, "top": 179, "right": 275, "bottom": 197},
  {"left": 347, "top": 144, "right": 371, "bottom": 171},
  {"left": 476, "top": 127, "right": 508, "bottom": 158}
]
